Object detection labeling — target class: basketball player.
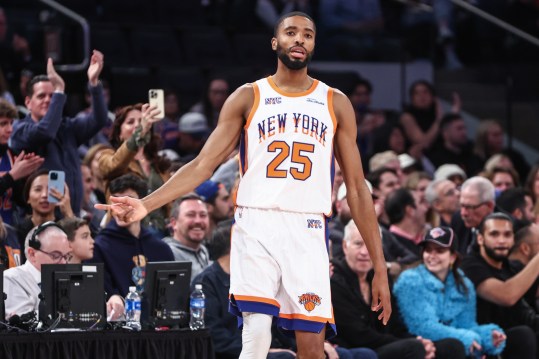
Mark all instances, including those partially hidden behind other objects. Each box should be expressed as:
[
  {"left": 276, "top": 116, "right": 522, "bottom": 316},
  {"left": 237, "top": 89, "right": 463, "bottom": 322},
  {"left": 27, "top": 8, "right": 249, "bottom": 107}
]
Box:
[{"left": 97, "top": 12, "right": 391, "bottom": 359}]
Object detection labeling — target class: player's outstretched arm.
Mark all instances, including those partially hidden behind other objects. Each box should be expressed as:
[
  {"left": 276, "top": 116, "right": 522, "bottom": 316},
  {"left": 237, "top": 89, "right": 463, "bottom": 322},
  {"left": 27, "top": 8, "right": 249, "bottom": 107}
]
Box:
[
  {"left": 96, "top": 84, "right": 254, "bottom": 223},
  {"left": 332, "top": 89, "right": 392, "bottom": 324}
]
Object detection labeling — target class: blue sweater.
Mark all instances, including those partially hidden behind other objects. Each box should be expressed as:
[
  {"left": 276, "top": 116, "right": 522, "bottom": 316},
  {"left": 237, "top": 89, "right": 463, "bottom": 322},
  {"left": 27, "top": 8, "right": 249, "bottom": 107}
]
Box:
[
  {"left": 10, "top": 83, "right": 108, "bottom": 215},
  {"left": 90, "top": 219, "right": 174, "bottom": 298},
  {"left": 393, "top": 264, "right": 505, "bottom": 356}
]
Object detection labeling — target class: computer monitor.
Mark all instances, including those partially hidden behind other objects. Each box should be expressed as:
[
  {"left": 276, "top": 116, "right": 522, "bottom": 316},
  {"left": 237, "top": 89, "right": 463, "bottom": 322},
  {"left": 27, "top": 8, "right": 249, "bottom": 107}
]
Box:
[
  {"left": 142, "top": 261, "right": 192, "bottom": 329},
  {"left": 39, "top": 263, "right": 106, "bottom": 330}
]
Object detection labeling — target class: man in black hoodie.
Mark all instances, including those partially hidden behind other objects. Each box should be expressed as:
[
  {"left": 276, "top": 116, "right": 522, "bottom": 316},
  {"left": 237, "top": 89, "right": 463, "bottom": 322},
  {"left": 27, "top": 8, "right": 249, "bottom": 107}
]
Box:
[{"left": 90, "top": 174, "right": 173, "bottom": 300}]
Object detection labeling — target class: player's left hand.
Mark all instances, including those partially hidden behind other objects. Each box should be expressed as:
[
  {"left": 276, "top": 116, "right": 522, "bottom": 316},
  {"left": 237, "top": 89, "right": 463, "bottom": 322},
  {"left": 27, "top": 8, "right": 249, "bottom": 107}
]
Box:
[{"left": 371, "top": 269, "right": 392, "bottom": 325}]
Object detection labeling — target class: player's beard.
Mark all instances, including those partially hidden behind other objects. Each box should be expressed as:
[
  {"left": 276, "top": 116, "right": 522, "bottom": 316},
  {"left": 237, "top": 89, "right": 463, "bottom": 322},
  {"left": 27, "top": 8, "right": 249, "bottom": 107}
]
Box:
[{"left": 276, "top": 43, "right": 313, "bottom": 70}]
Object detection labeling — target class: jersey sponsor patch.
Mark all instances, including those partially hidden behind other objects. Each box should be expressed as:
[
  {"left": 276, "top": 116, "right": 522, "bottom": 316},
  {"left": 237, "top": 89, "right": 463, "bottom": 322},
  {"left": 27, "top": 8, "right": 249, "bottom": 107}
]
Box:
[
  {"left": 298, "top": 292, "right": 322, "bottom": 312},
  {"left": 265, "top": 97, "right": 282, "bottom": 105},
  {"left": 307, "top": 219, "right": 322, "bottom": 229}
]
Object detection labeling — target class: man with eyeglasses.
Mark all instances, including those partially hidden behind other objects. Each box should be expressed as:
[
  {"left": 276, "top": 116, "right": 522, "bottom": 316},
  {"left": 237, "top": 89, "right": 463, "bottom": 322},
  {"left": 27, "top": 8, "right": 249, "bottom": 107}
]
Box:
[
  {"left": 451, "top": 176, "right": 495, "bottom": 254},
  {"left": 3, "top": 223, "right": 71, "bottom": 317}
]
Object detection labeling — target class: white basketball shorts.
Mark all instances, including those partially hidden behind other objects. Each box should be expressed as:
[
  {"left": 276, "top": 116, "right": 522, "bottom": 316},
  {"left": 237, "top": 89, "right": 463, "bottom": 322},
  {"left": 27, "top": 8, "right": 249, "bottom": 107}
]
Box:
[{"left": 229, "top": 206, "right": 336, "bottom": 337}]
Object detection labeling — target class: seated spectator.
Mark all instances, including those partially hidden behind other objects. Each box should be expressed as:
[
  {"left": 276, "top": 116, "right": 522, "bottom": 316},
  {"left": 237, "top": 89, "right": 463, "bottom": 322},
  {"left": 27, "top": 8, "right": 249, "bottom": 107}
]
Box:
[
  {"left": 10, "top": 51, "right": 108, "bottom": 216},
  {"left": 195, "top": 180, "right": 233, "bottom": 236},
  {"left": 0, "top": 216, "right": 20, "bottom": 268},
  {"left": 177, "top": 112, "right": 210, "bottom": 161},
  {"left": 425, "top": 179, "right": 460, "bottom": 227},
  {"left": 496, "top": 187, "right": 536, "bottom": 225},
  {"left": 16, "top": 169, "right": 74, "bottom": 262},
  {"left": 508, "top": 223, "right": 539, "bottom": 311},
  {"left": 525, "top": 164, "right": 539, "bottom": 221},
  {"left": 162, "top": 194, "right": 212, "bottom": 282},
  {"left": 90, "top": 173, "right": 174, "bottom": 298},
  {"left": 366, "top": 167, "right": 401, "bottom": 228},
  {"left": 385, "top": 188, "right": 428, "bottom": 262},
  {"left": 451, "top": 176, "right": 495, "bottom": 255},
  {"left": 4, "top": 223, "right": 71, "bottom": 317},
  {"left": 433, "top": 163, "right": 467, "bottom": 187},
  {"left": 347, "top": 77, "right": 386, "bottom": 160},
  {"left": 82, "top": 143, "right": 111, "bottom": 231},
  {"left": 403, "top": 171, "right": 432, "bottom": 207},
  {"left": 399, "top": 80, "right": 461, "bottom": 152},
  {"left": 0, "top": 98, "right": 43, "bottom": 225},
  {"left": 473, "top": 119, "right": 530, "bottom": 182},
  {"left": 394, "top": 227, "right": 506, "bottom": 358},
  {"left": 486, "top": 166, "right": 519, "bottom": 195},
  {"left": 57, "top": 217, "right": 94, "bottom": 264},
  {"left": 368, "top": 151, "right": 402, "bottom": 180},
  {"left": 331, "top": 220, "right": 466, "bottom": 359},
  {"left": 462, "top": 212, "right": 539, "bottom": 358},
  {"left": 426, "top": 113, "right": 481, "bottom": 176},
  {"left": 190, "top": 77, "right": 230, "bottom": 129},
  {"left": 98, "top": 103, "right": 171, "bottom": 235}
]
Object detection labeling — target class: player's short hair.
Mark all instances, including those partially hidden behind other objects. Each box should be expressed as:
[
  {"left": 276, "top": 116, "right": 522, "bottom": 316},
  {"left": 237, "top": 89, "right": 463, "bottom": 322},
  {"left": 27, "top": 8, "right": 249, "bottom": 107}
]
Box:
[{"left": 273, "top": 11, "right": 316, "bottom": 36}]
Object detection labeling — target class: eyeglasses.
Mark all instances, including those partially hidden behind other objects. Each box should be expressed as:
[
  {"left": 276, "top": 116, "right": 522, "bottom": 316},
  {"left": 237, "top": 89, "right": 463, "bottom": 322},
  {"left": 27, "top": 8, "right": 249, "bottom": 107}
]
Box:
[
  {"left": 460, "top": 202, "right": 487, "bottom": 211},
  {"left": 37, "top": 249, "right": 73, "bottom": 263},
  {"left": 443, "top": 188, "right": 458, "bottom": 197}
]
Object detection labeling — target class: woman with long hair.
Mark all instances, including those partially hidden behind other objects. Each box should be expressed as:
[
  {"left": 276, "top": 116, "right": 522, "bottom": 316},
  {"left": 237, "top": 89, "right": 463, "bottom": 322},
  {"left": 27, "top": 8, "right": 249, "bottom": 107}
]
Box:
[
  {"left": 98, "top": 103, "right": 171, "bottom": 234},
  {"left": 394, "top": 227, "right": 506, "bottom": 358},
  {"left": 399, "top": 80, "right": 461, "bottom": 151}
]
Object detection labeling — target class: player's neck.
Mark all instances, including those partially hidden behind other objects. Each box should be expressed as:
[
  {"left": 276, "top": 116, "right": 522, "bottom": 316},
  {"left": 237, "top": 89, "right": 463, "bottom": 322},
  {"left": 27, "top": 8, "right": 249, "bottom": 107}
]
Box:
[{"left": 272, "top": 67, "right": 311, "bottom": 93}]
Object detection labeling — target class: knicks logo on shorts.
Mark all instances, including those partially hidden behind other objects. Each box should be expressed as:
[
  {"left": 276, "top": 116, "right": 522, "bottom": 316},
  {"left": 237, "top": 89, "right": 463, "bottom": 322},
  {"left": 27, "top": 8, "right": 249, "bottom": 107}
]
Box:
[
  {"left": 298, "top": 292, "right": 322, "bottom": 312},
  {"left": 307, "top": 219, "right": 322, "bottom": 229}
]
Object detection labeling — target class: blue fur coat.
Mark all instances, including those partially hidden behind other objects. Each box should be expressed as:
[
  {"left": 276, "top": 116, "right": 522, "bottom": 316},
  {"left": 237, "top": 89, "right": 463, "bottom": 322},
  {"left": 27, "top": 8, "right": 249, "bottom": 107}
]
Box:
[{"left": 393, "top": 264, "right": 505, "bottom": 356}]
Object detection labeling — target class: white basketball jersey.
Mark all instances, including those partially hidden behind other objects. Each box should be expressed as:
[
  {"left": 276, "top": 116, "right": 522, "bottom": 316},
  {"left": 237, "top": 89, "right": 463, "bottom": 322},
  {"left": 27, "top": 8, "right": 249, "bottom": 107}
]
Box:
[{"left": 235, "top": 76, "right": 337, "bottom": 215}]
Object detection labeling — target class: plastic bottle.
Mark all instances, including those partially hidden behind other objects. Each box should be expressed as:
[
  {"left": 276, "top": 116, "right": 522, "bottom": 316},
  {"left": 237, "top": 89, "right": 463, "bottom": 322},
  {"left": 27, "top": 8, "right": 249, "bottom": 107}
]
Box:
[
  {"left": 189, "top": 284, "right": 205, "bottom": 330},
  {"left": 125, "top": 286, "right": 142, "bottom": 331}
]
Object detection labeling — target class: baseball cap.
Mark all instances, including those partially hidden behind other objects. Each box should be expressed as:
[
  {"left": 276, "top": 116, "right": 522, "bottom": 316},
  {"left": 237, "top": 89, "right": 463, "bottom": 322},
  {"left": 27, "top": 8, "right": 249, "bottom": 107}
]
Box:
[
  {"left": 434, "top": 164, "right": 467, "bottom": 182},
  {"left": 421, "top": 226, "right": 455, "bottom": 249},
  {"left": 178, "top": 112, "right": 209, "bottom": 134},
  {"left": 398, "top": 153, "right": 416, "bottom": 170},
  {"left": 195, "top": 180, "right": 221, "bottom": 202},
  {"left": 337, "top": 180, "right": 374, "bottom": 201}
]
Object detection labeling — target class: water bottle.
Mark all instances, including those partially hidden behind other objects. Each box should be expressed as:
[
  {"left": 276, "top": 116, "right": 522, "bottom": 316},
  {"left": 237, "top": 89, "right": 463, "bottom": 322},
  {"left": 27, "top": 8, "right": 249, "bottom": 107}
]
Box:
[
  {"left": 189, "top": 284, "right": 205, "bottom": 330},
  {"left": 125, "top": 286, "right": 142, "bottom": 331}
]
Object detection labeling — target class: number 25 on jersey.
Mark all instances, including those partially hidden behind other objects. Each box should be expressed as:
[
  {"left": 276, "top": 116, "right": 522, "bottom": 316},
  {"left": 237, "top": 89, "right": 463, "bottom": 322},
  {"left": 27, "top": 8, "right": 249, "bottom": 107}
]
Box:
[{"left": 266, "top": 140, "right": 314, "bottom": 181}]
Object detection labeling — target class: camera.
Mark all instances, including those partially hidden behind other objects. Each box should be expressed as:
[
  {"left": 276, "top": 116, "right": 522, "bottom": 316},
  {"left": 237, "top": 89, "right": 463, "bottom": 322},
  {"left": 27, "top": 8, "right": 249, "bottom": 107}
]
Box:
[
  {"left": 50, "top": 172, "right": 58, "bottom": 180},
  {"left": 150, "top": 90, "right": 158, "bottom": 99}
]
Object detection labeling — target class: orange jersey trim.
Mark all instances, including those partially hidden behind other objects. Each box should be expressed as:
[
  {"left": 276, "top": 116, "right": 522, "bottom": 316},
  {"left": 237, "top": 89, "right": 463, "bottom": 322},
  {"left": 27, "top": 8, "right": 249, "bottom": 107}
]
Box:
[
  {"left": 232, "top": 294, "right": 281, "bottom": 308},
  {"left": 279, "top": 312, "right": 335, "bottom": 324},
  {"left": 244, "top": 82, "right": 260, "bottom": 129},
  {"left": 327, "top": 88, "right": 337, "bottom": 133},
  {"left": 267, "top": 76, "right": 319, "bottom": 97}
]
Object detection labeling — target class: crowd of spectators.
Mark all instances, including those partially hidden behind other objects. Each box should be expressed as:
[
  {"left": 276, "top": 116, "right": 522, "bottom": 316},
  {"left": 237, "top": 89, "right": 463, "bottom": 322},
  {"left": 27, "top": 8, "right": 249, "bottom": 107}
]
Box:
[{"left": 0, "top": 2, "right": 539, "bottom": 358}]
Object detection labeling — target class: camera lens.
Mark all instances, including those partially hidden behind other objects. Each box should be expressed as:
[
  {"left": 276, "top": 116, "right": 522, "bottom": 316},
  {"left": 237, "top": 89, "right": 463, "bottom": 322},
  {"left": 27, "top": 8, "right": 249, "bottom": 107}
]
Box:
[{"left": 50, "top": 173, "right": 57, "bottom": 180}]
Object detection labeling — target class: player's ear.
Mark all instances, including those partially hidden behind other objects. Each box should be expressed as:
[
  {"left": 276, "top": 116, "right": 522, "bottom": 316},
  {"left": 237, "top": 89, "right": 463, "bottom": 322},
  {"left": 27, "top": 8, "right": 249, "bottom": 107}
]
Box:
[{"left": 271, "top": 38, "right": 277, "bottom": 51}]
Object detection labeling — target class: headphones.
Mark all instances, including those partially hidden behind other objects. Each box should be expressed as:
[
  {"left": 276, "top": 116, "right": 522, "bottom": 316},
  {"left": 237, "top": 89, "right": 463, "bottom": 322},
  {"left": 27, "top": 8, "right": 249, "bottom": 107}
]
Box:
[{"left": 28, "top": 221, "right": 63, "bottom": 251}]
